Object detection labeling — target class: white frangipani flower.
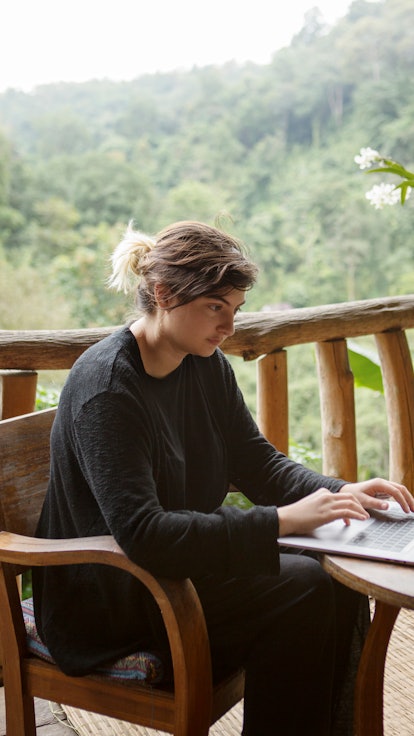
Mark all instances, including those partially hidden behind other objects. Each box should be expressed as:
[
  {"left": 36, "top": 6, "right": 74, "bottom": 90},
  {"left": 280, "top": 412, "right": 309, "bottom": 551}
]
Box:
[
  {"left": 356, "top": 146, "right": 414, "bottom": 207},
  {"left": 354, "top": 147, "right": 380, "bottom": 169},
  {"left": 365, "top": 183, "right": 403, "bottom": 209}
]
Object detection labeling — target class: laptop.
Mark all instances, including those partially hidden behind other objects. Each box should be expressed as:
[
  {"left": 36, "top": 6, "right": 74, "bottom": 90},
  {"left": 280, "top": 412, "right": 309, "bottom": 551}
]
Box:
[{"left": 280, "top": 500, "right": 414, "bottom": 565}]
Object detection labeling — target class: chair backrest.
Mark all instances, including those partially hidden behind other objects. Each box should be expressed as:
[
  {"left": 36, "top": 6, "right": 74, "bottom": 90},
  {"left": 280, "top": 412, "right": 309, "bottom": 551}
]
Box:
[{"left": 0, "top": 408, "right": 56, "bottom": 537}]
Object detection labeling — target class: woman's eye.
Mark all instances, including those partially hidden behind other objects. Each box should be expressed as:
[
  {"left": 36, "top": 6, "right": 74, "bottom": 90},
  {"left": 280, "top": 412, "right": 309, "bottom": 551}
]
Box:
[{"left": 209, "top": 304, "right": 221, "bottom": 312}]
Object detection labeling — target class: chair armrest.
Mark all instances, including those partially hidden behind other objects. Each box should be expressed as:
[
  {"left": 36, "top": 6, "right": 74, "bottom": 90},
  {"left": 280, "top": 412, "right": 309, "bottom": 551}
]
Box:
[{"left": 0, "top": 531, "right": 213, "bottom": 707}]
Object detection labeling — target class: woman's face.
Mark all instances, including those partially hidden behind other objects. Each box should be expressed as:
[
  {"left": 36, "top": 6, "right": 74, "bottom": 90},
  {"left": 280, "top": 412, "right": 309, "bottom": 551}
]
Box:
[{"left": 159, "top": 288, "right": 246, "bottom": 359}]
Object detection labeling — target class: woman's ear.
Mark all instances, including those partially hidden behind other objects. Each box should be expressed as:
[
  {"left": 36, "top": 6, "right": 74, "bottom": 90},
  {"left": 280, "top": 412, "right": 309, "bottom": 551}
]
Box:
[{"left": 154, "top": 283, "right": 173, "bottom": 309}]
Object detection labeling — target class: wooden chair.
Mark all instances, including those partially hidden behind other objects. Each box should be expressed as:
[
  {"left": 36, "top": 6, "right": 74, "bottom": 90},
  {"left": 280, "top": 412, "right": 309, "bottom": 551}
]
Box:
[{"left": 0, "top": 408, "right": 244, "bottom": 735}]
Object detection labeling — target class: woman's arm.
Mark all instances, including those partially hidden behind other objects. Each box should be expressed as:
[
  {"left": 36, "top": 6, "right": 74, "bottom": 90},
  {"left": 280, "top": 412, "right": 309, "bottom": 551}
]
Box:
[{"left": 72, "top": 392, "right": 280, "bottom": 580}]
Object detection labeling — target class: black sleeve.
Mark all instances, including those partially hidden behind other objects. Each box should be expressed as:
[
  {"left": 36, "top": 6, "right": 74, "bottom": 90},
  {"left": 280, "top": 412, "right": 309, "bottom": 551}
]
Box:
[
  {"left": 218, "top": 356, "right": 346, "bottom": 506},
  {"left": 72, "top": 391, "right": 280, "bottom": 580}
]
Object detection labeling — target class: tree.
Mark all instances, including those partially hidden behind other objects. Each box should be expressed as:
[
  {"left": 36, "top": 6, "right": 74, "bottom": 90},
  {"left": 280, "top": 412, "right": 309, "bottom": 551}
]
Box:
[
  {"left": 161, "top": 181, "right": 232, "bottom": 226},
  {"left": 50, "top": 222, "right": 129, "bottom": 327},
  {"left": 0, "top": 252, "right": 72, "bottom": 329}
]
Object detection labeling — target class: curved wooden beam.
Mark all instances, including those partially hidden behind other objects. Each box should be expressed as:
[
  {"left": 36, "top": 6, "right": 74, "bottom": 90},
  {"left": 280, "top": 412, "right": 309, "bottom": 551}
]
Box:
[
  {"left": 0, "top": 532, "right": 213, "bottom": 735},
  {"left": 1, "top": 296, "right": 414, "bottom": 367}
]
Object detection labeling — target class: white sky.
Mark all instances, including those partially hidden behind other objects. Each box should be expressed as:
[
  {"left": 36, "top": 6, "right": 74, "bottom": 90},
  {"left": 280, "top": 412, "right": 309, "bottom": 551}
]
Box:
[{"left": 1, "top": 0, "right": 355, "bottom": 93}]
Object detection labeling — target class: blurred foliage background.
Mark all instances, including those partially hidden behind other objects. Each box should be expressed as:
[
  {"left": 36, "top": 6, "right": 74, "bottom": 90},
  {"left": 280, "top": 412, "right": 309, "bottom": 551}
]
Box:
[{"left": 1, "top": 0, "right": 413, "bottom": 478}]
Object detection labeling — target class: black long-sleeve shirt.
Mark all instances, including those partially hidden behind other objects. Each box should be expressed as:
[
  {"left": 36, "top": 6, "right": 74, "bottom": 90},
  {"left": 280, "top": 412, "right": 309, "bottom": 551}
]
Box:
[{"left": 33, "top": 326, "right": 344, "bottom": 675}]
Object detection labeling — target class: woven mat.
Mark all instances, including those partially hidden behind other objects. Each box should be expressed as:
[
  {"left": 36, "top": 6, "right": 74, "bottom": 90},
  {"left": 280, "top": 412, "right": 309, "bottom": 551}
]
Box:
[
  {"left": 61, "top": 700, "right": 243, "bottom": 735},
  {"left": 60, "top": 606, "right": 414, "bottom": 736},
  {"left": 383, "top": 606, "right": 414, "bottom": 736}
]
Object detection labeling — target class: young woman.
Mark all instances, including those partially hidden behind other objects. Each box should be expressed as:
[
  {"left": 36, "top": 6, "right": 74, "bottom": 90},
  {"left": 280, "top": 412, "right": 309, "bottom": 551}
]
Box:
[{"left": 33, "top": 220, "right": 413, "bottom": 736}]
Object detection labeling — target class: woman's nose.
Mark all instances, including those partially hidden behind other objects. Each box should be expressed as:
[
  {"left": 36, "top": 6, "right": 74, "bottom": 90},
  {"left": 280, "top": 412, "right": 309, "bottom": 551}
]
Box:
[{"left": 220, "top": 313, "right": 235, "bottom": 337}]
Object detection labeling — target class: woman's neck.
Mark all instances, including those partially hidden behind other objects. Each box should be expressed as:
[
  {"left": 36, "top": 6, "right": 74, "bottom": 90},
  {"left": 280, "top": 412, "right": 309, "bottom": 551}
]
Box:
[{"left": 129, "top": 317, "right": 183, "bottom": 379}]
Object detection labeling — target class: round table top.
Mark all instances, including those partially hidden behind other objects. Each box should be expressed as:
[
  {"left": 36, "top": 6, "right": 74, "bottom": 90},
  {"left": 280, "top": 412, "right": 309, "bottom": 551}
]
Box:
[{"left": 322, "top": 554, "right": 414, "bottom": 609}]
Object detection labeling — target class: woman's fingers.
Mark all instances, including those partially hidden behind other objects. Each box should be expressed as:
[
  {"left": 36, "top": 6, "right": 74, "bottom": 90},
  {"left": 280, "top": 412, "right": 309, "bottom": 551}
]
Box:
[
  {"left": 278, "top": 489, "right": 369, "bottom": 537},
  {"left": 341, "top": 479, "right": 414, "bottom": 514}
]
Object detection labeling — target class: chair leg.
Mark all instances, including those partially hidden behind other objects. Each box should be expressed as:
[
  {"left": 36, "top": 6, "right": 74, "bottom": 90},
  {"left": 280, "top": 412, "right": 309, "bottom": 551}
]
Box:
[
  {"left": 354, "top": 600, "right": 400, "bottom": 736},
  {"left": 4, "top": 685, "right": 36, "bottom": 736}
]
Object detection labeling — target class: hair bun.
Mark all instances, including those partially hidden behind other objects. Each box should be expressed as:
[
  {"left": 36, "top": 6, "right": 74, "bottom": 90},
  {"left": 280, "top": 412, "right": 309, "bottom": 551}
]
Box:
[{"left": 108, "top": 221, "right": 156, "bottom": 293}]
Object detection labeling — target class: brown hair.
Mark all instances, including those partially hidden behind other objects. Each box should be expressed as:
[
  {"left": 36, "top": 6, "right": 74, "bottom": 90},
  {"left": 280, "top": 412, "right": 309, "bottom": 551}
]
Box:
[{"left": 109, "top": 220, "right": 258, "bottom": 314}]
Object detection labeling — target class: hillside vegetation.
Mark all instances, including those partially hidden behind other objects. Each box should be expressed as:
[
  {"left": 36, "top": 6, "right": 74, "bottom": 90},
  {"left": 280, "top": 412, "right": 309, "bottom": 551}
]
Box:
[{"left": 0, "top": 0, "right": 412, "bottom": 475}]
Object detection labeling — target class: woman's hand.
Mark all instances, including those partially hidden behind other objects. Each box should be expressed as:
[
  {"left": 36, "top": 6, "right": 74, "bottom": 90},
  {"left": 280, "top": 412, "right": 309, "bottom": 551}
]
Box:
[
  {"left": 277, "top": 488, "right": 370, "bottom": 537},
  {"left": 339, "top": 478, "right": 414, "bottom": 514}
]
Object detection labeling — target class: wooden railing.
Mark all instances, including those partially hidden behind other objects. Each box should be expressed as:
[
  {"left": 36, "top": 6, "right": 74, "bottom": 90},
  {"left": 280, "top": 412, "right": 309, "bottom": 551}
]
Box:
[{"left": 1, "top": 294, "right": 414, "bottom": 489}]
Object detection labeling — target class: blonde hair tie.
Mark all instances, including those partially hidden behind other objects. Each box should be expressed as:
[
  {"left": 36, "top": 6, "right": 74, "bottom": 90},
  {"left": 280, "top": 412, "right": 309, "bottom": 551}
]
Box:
[{"left": 108, "top": 221, "right": 156, "bottom": 294}]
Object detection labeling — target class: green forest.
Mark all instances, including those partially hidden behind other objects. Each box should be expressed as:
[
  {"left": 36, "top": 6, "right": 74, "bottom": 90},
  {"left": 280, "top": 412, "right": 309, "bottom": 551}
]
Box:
[{"left": 1, "top": 0, "right": 413, "bottom": 476}]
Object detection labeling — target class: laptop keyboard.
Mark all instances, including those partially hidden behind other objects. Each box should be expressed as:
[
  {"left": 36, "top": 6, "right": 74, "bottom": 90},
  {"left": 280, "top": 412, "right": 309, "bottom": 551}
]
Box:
[{"left": 349, "top": 518, "right": 414, "bottom": 552}]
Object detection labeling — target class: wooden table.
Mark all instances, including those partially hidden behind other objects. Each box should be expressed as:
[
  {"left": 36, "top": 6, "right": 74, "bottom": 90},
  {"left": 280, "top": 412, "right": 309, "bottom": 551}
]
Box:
[{"left": 323, "top": 554, "right": 414, "bottom": 736}]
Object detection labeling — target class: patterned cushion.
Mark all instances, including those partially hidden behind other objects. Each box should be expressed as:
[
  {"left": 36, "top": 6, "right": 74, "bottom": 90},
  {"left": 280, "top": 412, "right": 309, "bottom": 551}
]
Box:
[{"left": 21, "top": 597, "right": 164, "bottom": 684}]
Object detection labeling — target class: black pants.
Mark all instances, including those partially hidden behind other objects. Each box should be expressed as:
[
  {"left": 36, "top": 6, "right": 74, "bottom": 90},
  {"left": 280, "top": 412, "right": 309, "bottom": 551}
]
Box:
[{"left": 193, "top": 553, "right": 368, "bottom": 736}]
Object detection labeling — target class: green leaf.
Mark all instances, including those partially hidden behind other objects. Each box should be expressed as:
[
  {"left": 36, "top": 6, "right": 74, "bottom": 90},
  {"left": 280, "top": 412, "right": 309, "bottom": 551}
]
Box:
[
  {"left": 400, "top": 181, "right": 410, "bottom": 204},
  {"left": 367, "top": 164, "right": 414, "bottom": 178},
  {"left": 347, "top": 341, "right": 384, "bottom": 393},
  {"left": 223, "top": 491, "right": 253, "bottom": 509}
]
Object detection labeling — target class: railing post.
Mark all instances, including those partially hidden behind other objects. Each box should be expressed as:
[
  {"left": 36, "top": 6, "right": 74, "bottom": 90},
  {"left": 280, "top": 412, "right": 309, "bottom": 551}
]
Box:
[
  {"left": 315, "top": 339, "right": 358, "bottom": 481},
  {"left": 0, "top": 370, "right": 38, "bottom": 420},
  {"left": 0, "top": 370, "right": 37, "bottom": 683},
  {"left": 256, "top": 351, "right": 289, "bottom": 455},
  {"left": 375, "top": 329, "right": 414, "bottom": 493}
]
